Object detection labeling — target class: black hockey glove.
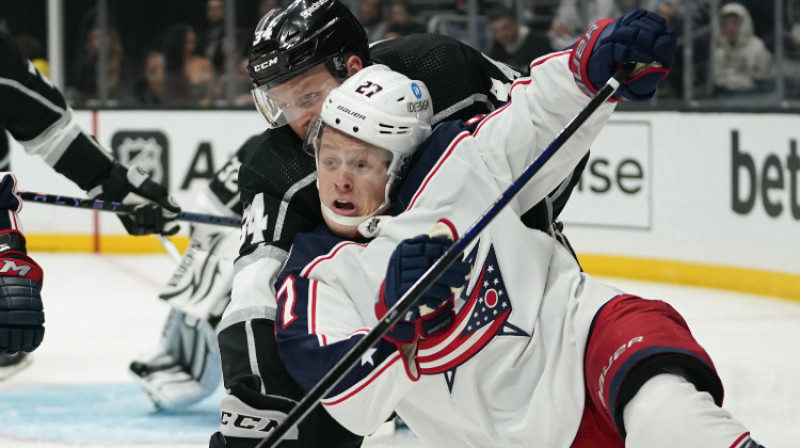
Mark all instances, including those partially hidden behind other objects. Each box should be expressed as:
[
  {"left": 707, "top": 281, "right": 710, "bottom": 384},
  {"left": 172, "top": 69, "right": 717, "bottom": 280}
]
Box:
[
  {"left": 0, "top": 230, "right": 44, "bottom": 355},
  {"left": 377, "top": 234, "right": 470, "bottom": 345},
  {"left": 90, "top": 163, "right": 181, "bottom": 236}
]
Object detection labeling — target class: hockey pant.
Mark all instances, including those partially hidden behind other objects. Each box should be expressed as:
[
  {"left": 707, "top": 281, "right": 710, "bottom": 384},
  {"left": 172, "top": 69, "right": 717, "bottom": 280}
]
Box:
[
  {"left": 570, "top": 294, "right": 760, "bottom": 448},
  {"left": 130, "top": 224, "right": 239, "bottom": 409}
]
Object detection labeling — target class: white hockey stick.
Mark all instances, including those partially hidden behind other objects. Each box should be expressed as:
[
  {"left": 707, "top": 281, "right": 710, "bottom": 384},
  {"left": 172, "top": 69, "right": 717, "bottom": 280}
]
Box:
[{"left": 157, "top": 235, "right": 183, "bottom": 264}]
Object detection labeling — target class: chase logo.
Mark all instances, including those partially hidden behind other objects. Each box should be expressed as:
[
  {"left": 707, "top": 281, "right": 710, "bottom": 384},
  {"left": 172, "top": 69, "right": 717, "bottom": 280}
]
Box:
[{"left": 411, "top": 83, "right": 422, "bottom": 99}]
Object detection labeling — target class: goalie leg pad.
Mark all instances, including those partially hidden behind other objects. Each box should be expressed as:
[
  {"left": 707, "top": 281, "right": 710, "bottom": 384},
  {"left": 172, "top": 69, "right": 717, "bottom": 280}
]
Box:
[
  {"left": 158, "top": 227, "right": 238, "bottom": 321},
  {"left": 130, "top": 310, "right": 221, "bottom": 410}
]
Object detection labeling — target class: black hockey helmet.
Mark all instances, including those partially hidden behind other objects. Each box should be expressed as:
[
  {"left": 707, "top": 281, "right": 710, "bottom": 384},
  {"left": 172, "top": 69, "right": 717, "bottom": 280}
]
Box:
[
  {"left": 248, "top": 0, "right": 370, "bottom": 128},
  {"left": 248, "top": 0, "right": 369, "bottom": 88},
  {"left": 247, "top": 0, "right": 369, "bottom": 128}
]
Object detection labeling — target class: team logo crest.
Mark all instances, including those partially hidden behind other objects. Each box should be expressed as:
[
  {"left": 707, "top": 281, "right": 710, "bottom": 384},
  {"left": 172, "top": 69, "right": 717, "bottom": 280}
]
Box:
[
  {"left": 416, "top": 242, "right": 528, "bottom": 383},
  {"left": 111, "top": 131, "right": 170, "bottom": 187}
]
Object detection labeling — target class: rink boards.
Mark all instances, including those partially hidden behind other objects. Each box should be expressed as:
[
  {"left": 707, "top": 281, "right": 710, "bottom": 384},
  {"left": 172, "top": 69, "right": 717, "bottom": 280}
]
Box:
[{"left": 7, "top": 109, "right": 799, "bottom": 300}]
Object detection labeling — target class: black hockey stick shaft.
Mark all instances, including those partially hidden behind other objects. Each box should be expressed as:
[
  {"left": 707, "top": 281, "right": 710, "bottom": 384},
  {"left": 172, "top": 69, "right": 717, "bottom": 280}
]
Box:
[
  {"left": 257, "top": 63, "right": 635, "bottom": 448},
  {"left": 18, "top": 191, "right": 243, "bottom": 228}
]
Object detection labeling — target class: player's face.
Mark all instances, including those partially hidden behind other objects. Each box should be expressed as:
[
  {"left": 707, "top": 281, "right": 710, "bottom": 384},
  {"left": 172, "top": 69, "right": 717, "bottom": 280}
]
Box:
[
  {"left": 317, "top": 127, "right": 390, "bottom": 238},
  {"left": 267, "top": 65, "right": 340, "bottom": 138}
]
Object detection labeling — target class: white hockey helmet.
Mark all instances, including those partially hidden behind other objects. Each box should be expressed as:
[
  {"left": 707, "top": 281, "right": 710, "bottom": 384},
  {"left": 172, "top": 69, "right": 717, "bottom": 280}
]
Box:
[{"left": 305, "top": 64, "right": 433, "bottom": 226}]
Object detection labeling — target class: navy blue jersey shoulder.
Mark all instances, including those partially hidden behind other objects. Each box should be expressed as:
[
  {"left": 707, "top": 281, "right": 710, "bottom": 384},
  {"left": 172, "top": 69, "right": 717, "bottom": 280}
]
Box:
[
  {"left": 276, "top": 225, "right": 348, "bottom": 286},
  {"left": 393, "top": 120, "right": 470, "bottom": 214}
]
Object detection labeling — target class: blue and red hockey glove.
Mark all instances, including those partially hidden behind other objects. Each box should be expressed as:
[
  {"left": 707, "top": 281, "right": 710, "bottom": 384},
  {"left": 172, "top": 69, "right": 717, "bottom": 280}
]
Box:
[
  {"left": 377, "top": 234, "right": 470, "bottom": 345},
  {"left": 570, "top": 8, "right": 676, "bottom": 101}
]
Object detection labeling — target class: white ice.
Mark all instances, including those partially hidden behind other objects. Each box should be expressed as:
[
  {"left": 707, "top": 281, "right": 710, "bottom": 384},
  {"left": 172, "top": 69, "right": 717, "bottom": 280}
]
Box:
[{"left": 0, "top": 253, "right": 797, "bottom": 447}]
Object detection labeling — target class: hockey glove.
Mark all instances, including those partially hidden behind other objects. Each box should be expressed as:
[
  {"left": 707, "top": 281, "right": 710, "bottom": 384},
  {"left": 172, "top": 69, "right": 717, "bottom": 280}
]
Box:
[
  {"left": 570, "top": 8, "right": 676, "bottom": 101},
  {"left": 90, "top": 163, "right": 181, "bottom": 236},
  {"left": 0, "top": 230, "right": 44, "bottom": 355},
  {"left": 377, "top": 234, "right": 470, "bottom": 345}
]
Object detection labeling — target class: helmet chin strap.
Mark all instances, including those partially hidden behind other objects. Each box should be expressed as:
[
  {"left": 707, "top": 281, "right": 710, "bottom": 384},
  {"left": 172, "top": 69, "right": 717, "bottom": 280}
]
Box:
[{"left": 320, "top": 202, "right": 374, "bottom": 227}]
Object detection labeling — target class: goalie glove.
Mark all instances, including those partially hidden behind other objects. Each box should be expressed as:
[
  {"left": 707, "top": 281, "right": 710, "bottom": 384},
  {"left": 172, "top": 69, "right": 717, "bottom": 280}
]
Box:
[
  {"left": 376, "top": 233, "right": 470, "bottom": 345},
  {"left": 89, "top": 163, "right": 181, "bottom": 236},
  {"left": 570, "top": 8, "right": 676, "bottom": 101},
  {"left": 0, "top": 230, "right": 44, "bottom": 355}
]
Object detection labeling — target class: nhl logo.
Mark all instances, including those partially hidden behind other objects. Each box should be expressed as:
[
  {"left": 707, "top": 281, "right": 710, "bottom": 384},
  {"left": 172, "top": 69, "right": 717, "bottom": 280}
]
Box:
[{"left": 111, "top": 131, "right": 170, "bottom": 187}]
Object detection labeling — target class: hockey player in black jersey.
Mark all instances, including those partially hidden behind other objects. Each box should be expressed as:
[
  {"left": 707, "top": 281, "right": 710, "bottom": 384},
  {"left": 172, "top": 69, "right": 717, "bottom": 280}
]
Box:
[
  {"left": 0, "top": 30, "right": 180, "bottom": 371},
  {"left": 208, "top": 0, "right": 590, "bottom": 447}
]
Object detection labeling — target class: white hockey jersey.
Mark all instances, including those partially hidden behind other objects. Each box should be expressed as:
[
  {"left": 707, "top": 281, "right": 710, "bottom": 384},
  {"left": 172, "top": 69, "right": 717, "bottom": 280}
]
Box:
[{"left": 275, "top": 51, "right": 624, "bottom": 448}]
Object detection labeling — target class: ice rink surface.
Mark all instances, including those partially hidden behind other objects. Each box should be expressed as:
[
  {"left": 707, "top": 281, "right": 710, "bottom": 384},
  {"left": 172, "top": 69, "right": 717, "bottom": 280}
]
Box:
[{"left": 0, "top": 252, "right": 797, "bottom": 447}]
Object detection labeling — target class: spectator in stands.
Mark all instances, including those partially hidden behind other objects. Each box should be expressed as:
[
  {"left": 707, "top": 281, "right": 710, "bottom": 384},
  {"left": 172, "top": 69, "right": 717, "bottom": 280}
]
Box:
[
  {"left": 440, "top": 0, "right": 491, "bottom": 51},
  {"left": 548, "top": 0, "right": 621, "bottom": 50},
  {"left": 383, "top": 0, "right": 426, "bottom": 39},
  {"left": 197, "top": 0, "right": 226, "bottom": 73},
  {"left": 358, "top": 0, "right": 389, "bottom": 42},
  {"left": 70, "top": 25, "right": 129, "bottom": 105},
  {"left": 130, "top": 51, "right": 166, "bottom": 105},
  {"left": 722, "top": 0, "right": 774, "bottom": 46},
  {"left": 712, "top": 2, "right": 774, "bottom": 97},
  {"left": 213, "top": 55, "right": 255, "bottom": 106},
  {"left": 784, "top": 14, "right": 800, "bottom": 97},
  {"left": 486, "top": 6, "right": 551, "bottom": 71},
  {"left": 162, "top": 23, "right": 217, "bottom": 106}
]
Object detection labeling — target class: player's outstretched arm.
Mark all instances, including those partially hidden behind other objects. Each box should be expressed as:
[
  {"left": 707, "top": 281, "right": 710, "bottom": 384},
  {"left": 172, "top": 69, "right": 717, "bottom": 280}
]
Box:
[
  {"left": 0, "top": 30, "right": 180, "bottom": 236},
  {"left": 0, "top": 173, "right": 44, "bottom": 355}
]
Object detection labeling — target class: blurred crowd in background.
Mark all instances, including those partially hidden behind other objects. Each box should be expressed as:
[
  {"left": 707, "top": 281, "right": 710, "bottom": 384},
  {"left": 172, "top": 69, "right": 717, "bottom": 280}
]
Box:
[{"left": 2, "top": 0, "right": 799, "bottom": 110}]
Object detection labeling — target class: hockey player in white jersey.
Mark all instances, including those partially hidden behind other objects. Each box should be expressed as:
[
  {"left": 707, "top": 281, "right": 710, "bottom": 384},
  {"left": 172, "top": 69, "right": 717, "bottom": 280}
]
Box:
[{"left": 272, "top": 10, "right": 765, "bottom": 448}]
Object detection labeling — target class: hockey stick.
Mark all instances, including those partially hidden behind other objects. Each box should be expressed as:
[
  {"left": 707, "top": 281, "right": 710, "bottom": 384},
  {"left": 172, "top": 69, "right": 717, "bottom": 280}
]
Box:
[
  {"left": 157, "top": 235, "right": 183, "bottom": 264},
  {"left": 18, "top": 191, "right": 243, "bottom": 228},
  {"left": 257, "top": 63, "right": 636, "bottom": 448}
]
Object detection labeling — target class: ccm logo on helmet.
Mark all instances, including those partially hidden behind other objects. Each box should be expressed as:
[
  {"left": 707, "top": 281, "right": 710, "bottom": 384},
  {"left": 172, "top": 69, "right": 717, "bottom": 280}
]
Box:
[
  {"left": 253, "top": 57, "right": 279, "bottom": 72},
  {"left": 300, "top": 0, "right": 329, "bottom": 19}
]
